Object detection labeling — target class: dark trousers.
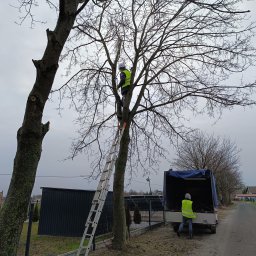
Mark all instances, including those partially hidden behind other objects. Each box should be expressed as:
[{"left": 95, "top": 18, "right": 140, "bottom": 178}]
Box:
[
  {"left": 121, "top": 87, "right": 130, "bottom": 105},
  {"left": 178, "top": 216, "right": 193, "bottom": 236}
]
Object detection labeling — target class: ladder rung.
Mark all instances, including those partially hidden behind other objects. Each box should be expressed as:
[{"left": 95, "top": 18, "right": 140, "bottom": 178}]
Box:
[
  {"left": 95, "top": 198, "right": 104, "bottom": 202},
  {"left": 93, "top": 194, "right": 101, "bottom": 200},
  {"left": 90, "top": 209, "right": 101, "bottom": 213},
  {"left": 106, "top": 156, "right": 114, "bottom": 163},
  {"left": 93, "top": 197, "right": 105, "bottom": 202},
  {"left": 87, "top": 220, "right": 98, "bottom": 227},
  {"left": 100, "top": 174, "right": 108, "bottom": 179}
]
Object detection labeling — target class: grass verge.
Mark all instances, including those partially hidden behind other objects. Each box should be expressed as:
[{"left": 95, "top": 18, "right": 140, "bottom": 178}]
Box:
[
  {"left": 18, "top": 222, "right": 114, "bottom": 256},
  {"left": 18, "top": 222, "right": 81, "bottom": 256}
]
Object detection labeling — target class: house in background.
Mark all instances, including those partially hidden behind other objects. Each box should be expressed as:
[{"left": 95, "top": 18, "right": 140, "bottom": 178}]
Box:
[
  {"left": 235, "top": 194, "right": 256, "bottom": 201},
  {"left": 235, "top": 186, "right": 256, "bottom": 201},
  {"left": 247, "top": 186, "right": 256, "bottom": 194}
]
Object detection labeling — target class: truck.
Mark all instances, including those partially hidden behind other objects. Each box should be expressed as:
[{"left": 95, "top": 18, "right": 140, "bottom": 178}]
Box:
[{"left": 163, "top": 169, "right": 218, "bottom": 233}]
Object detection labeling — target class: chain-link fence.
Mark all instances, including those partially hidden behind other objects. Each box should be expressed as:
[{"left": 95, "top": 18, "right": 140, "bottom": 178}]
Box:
[{"left": 125, "top": 195, "right": 164, "bottom": 228}]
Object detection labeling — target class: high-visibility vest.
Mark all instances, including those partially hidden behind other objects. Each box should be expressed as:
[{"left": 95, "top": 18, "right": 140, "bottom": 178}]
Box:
[
  {"left": 122, "top": 70, "right": 131, "bottom": 88},
  {"left": 182, "top": 199, "right": 196, "bottom": 219}
]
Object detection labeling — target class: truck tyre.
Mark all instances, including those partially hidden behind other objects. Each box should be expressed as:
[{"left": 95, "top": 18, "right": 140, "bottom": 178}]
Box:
[
  {"left": 173, "top": 224, "right": 179, "bottom": 232},
  {"left": 210, "top": 225, "right": 216, "bottom": 234}
]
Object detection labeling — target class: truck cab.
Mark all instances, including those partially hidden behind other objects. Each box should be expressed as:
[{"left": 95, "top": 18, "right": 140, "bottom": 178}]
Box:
[{"left": 164, "top": 169, "right": 218, "bottom": 233}]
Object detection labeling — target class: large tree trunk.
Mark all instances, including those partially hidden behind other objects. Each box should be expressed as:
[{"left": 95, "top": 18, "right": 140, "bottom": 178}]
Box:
[
  {"left": 0, "top": 1, "right": 80, "bottom": 254},
  {"left": 112, "top": 123, "right": 130, "bottom": 250}
]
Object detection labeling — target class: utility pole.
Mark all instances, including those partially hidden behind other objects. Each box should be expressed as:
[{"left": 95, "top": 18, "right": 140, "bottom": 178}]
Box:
[{"left": 146, "top": 177, "right": 152, "bottom": 195}]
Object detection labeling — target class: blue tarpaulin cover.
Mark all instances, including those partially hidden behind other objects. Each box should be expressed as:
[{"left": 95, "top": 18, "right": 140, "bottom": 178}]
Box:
[{"left": 166, "top": 169, "right": 218, "bottom": 207}]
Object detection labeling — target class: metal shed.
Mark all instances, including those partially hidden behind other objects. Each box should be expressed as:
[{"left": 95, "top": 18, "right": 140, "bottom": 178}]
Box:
[{"left": 38, "top": 187, "right": 113, "bottom": 237}]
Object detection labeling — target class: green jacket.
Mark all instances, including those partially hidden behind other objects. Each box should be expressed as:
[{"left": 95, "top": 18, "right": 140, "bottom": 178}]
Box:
[
  {"left": 119, "top": 69, "right": 131, "bottom": 89},
  {"left": 181, "top": 199, "right": 196, "bottom": 219}
]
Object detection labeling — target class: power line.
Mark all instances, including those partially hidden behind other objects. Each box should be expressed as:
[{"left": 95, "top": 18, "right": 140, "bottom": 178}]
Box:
[
  {"left": 127, "top": 179, "right": 162, "bottom": 187},
  {"left": 0, "top": 173, "right": 89, "bottom": 178},
  {"left": 0, "top": 173, "right": 162, "bottom": 187}
]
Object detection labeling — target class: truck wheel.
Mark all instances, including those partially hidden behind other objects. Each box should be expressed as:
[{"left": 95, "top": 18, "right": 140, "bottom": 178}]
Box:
[
  {"left": 210, "top": 225, "right": 216, "bottom": 234},
  {"left": 173, "top": 224, "right": 179, "bottom": 232}
]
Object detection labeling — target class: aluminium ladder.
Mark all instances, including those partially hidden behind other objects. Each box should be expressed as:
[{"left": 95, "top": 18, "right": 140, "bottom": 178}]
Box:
[{"left": 76, "top": 123, "right": 126, "bottom": 256}]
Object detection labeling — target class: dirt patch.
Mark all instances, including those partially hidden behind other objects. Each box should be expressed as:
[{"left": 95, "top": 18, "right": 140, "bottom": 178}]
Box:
[
  {"left": 90, "top": 207, "right": 231, "bottom": 256},
  {"left": 217, "top": 205, "right": 234, "bottom": 218},
  {"left": 90, "top": 224, "right": 199, "bottom": 256}
]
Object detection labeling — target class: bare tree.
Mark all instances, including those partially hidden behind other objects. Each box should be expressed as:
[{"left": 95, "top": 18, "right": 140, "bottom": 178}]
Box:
[
  {"left": 173, "top": 132, "right": 243, "bottom": 204},
  {"left": 214, "top": 139, "right": 243, "bottom": 204},
  {"left": 0, "top": 1, "right": 91, "bottom": 254},
  {"left": 56, "top": 0, "right": 256, "bottom": 249}
]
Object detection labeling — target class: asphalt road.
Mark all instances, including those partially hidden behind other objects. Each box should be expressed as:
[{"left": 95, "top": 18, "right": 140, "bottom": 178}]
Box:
[{"left": 192, "top": 202, "right": 256, "bottom": 256}]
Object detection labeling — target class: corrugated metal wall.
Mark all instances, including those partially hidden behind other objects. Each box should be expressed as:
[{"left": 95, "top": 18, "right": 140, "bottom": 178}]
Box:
[{"left": 38, "top": 187, "right": 113, "bottom": 237}]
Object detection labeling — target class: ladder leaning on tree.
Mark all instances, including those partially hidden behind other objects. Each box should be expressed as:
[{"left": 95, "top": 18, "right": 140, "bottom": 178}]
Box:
[{"left": 76, "top": 122, "right": 127, "bottom": 256}]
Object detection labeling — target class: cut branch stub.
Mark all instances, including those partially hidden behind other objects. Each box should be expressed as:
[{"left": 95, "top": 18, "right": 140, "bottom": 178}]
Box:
[
  {"left": 46, "top": 29, "right": 57, "bottom": 44},
  {"left": 42, "top": 121, "right": 50, "bottom": 137},
  {"left": 32, "top": 59, "right": 40, "bottom": 69}
]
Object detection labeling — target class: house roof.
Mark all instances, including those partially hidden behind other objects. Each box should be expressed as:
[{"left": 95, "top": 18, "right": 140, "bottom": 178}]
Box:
[
  {"left": 247, "top": 186, "right": 256, "bottom": 194},
  {"left": 40, "top": 186, "right": 113, "bottom": 193},
  {"left": 235, "top": 194, "right": 256, "bottom": 198}
]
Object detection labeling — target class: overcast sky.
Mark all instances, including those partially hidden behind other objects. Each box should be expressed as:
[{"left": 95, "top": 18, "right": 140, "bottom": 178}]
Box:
[{"left": 1, "top": 0, "right": 256, "bottom": 196}]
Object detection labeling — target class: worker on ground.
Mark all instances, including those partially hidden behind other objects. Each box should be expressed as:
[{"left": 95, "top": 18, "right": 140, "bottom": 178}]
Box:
[
  {"left": 177, "top": 193, "right": 196, "bottom": 239},
  {"left": 117, "top": 63, "right": 131, "bottom": 105}
]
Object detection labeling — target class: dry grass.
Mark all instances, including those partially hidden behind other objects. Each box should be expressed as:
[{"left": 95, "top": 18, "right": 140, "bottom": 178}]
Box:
[
  {"left": 18, "top": 222, "right": 113, "bottom": 256},
  {"left": 18, "top": 222, "right": 80, "bottom": 256}
]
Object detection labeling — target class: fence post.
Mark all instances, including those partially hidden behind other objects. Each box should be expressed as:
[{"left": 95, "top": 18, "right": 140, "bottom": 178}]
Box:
[
  {"left": 163, "top": 206, "right": 165, "bottom": 224},
  {"left": 149, "top": 200, "right": 151, "bottom": 229},
  {"left": 93, "top": 235, "right": 96, "bottom": 251},
  {"left": 25, "top": 201, "right": 34, "bottom": 256}
]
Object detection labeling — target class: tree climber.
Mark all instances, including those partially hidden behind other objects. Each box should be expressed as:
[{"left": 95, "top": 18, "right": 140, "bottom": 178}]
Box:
[{"left": 117, "top": 63, "right": 131, "bottom": 106}]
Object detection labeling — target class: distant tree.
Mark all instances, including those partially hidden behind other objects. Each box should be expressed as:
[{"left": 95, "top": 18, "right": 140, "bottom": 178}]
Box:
[
  {"left": 124, "top": 190, "right": 150, "bottom": 196},
  {"left": 0, "top": 191, "right": 4, "bottom": 209},
  {"left": 32, "top": 201, "right": 40, "bottom": 222},
  {"left": 152, "top": 190, "right": 163, "bottom": 196},
  {"left": 242, "top": 187, "right": 249, "bottom": 194},
  {"left": 173, "top": 132, "right": 243, "bottom": 205},
  {"left": 133, "top": 205, "right": 142, "bottom": 224},
  {"left": 126, "top": 189, "right": 140, "bottom": 195},
  {"left": 125, "top": 204, "right": 132, "bottom": 238}
]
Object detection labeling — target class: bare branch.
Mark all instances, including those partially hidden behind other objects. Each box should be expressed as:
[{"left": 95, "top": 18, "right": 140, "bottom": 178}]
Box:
[{"left": 56, "top": 0, "right": 256, "bottom": 175}]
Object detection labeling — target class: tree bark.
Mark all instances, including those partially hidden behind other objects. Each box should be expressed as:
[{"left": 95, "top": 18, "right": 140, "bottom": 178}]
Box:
[
  {"left": 112, "top": 122, "right": 131, "bottom": 250},
  {"left": 0, "top": 1, "right": 80, "bottom": 255},
  {"left": 221, "top": 192, "right": 229, "bottom": 206}
]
